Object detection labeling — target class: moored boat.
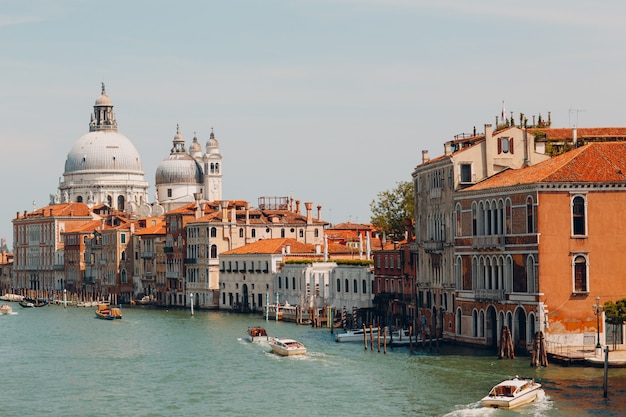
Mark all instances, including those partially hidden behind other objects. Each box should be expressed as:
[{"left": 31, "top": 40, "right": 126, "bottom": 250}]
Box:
[
  {"left": 481, "top": 376, "right": 542, "bottom": 409},
  {"left": 247, "top": 326, "right": 269, "bottom": 343},
  {"left": 95, "top": 304, "right": 122, "bottom": 320},
  {"left": 335, "top": 327, "right": 380, "bottom": 343},
  {"left": 0, "top": 294, "right": 24, "bottom": 302},
  {"left": 0, "top": 304, "right": 13, "bottom": 315},
  {"left": 270, "top": 337, "right": 306, "bottom": 356},
  {"left": 19, "top": 298, "right": 48, "bottom": 308}
]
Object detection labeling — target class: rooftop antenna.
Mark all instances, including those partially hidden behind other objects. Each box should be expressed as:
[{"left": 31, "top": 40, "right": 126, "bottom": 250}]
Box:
[{"left": 569, "top": 108, "right": 586, "bottom": 127}]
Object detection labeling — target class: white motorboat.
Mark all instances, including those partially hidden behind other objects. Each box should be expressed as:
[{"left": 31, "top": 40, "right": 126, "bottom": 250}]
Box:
[
  {"left": 246, "top": 326, "right": 269, "bottom": 343},
  {"left": 481, "top": 376, "right": 542, "bottom": 409},
  {"left": 270, "top": 337, "right": 306, "bottom": 356},
  {"left": 0, "top": 294, "right": 24, "bottom": 302},
  {"left": 335, "top": 327, "right": 380, "bottom": 343},
  {"left": 0, "top": 304, "right": 13, "bottom": 315}
]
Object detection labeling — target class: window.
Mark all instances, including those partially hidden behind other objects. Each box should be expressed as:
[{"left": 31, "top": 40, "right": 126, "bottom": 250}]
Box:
[
  {"left": 353, "top": 279, "right": 358, "bottom": 293},
  {"left": 292, "top": 277, "right": 296, "bottom": 290},
  {"left": 498, "top": 137, "right": 514, "bottom": 154},
  {"left": 281, "top": 228, "right": 285, "bottom": 238},
  {"left": 336, "top": 279, "right": 341, "bottom": 292},
  {"left": 211, "top": 245, "right": 217, "bottom": 258},
  {"left": 167, "top": 188, "right": 172, "bottom": 198},
  {"left": 210, "top": 227, "right": 217, "bottom": 238},
  {"left": 362, "top": 279, "right": 367, "bottom": 294},
  {"left": 460, "top": 163, "right": 472, "bottom": 183},
  {"left": 526, "top": 197, "right": 534, "bottom": 233},
  {"left": 573, "top": 255, "right": 588, "bottom": 293},
  {"left": 251, "top": 229, "right": 256, "bottom": 238},
  {"left": 239, "top": 228, "right": 244, "bottom": 238},
  {"left": 572, "top": 195, "right": 586, "bottom": 236}
]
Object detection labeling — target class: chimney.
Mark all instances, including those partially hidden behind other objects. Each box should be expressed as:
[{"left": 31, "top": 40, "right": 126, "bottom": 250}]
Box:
[
  {"left": 422, "top": 150, "right": 430, "bottom": 164},
  {"left": 220, "top": 200, "right": 228, "bottom": 221},
  {"left": 444, "top": 142, "right": 451, "bottom": 156},
  {"left": 573, "top": 127, "right": 578, "bottom": 148},
  {"left": 315, "top": 243, "right": 321, "bottom": 254},
  {"left": 317, "top": 205, "right": 322, "bottom": 220},
  {"left": 305, "top": 202, "right": 313, "bottom": 224},
  {"left": 295, "top": 200, "right": 301, "bottom": 215},
  {"left": 484, "top": 123, "right": 494, "bottom": 177}
]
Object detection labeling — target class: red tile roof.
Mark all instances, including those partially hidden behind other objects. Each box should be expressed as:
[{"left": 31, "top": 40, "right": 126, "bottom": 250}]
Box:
[
  {"left": 222, "top": 238, "right": 317, "bottom": 255},
  {"left": 464, "top": 142, "right": 626, "bottom": 191}
]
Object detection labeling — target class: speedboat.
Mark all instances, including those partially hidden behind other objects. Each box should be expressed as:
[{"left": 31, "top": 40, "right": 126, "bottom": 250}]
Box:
[
  {"left": 270, "top": 337, "right": 306, "bottom": 356},
  {"left": 247, "top": 326, "right": 269, "bottom": 343},
  {"left": 95, "top": 304, "right": 122, "bottom": 320},
  {"left": 335, "top": 327, "right": 379, "bottom": 343},
  {"left": 481, "top": 376, "right": 542, "bottom": 409},
  {"left": 0, "top": 304, "right": 13, "bottom": 315}
]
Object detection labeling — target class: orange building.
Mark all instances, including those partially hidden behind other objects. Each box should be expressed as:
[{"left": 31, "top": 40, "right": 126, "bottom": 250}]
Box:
[{"left": 453, "top": 142, "right": 626, "bottom": 351}]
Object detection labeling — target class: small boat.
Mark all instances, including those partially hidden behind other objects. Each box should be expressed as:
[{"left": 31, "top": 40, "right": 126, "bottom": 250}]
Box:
[
  {"left": 0, "top": 294, "right": 24, "bottom": 302},
  {"left": 247, "top": 326, "right": 269, "bottom": 343},
  {"left": 270, "top": 337, "right": 307, "bottom": 356},
  {"left": 95, "top": 304, "right": 122, "bottom": 320},
  {"left": 0, "top": 304, "right": 13, "bottom": 315},
  {"left": 481, "top": 376, "right": 542, "bottom": 409},
  {"left": 131, "top": 295, "right": 156, "bottom": 305},
  {"left": 335, "top": 327, "right": 380, "bottom": 343},
  {"left": 19, "top": 298, "right": 47, "bottom": 308}
]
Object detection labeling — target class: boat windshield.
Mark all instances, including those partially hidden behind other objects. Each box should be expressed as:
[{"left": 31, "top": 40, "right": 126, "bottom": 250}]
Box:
[{"left": 491, "top": 385, "right": 515, "bottom": 396}]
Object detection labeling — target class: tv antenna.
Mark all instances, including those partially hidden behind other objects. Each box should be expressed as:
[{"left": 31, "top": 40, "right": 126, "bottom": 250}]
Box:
[{"left": 569, "top": 108, "right": 586, "bottom": 127}]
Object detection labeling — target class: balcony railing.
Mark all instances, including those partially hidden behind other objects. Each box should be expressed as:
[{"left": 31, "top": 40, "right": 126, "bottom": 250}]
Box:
[
  {"left": 424, "top": 240, "right": 444, "bottom": 254},
  {"left": 474, "top": 288, "right": 506, "bottom": 302},
  {"left": 184, "top": 258, "right": 197, "bottom": 264},
  {"left": 141, "top": 252, "right": 154, "bottom": 259},
  {"left": 472, "top": 235, "right": 505, "bottom": 250}
]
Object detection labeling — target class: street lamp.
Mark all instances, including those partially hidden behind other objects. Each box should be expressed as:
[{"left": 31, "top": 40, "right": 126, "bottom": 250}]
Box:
[{"left": 592, "top": 296, "right": 603, "bottom": 349}]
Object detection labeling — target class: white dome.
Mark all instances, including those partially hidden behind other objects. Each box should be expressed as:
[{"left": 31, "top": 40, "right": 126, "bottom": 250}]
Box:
[
  {"left": 155, "top": 153, "right": 203, "bottom": 185},
  {"left": 64, "top": 131, "right": 144, "bottom": 174}
]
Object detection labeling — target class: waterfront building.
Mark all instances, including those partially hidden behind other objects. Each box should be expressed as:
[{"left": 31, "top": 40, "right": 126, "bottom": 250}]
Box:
[
  {"left": 56, "top": 84, "right": 150, "bottom": 213},
  {"left": 12, "top": 202, "right": 95, "bottom": 296},
  {"left": 372, "top": 219, "right": 418, "bottom": 329},
  {"left": 0, "top": 244, "right": 14, "bottom": 295},
  {"left": 130, "top": 217, "right": 166, "bottom": 303},
  {"left": 62, "top": 219, "right": 101, "bottom": 295},
  {"left": 83, "top": 214, "right": 136, "bottom": 303},
  {"left": 220, "top": 237, "right": 375, "bottom": 323},
  {"left": 412, "top": 123, "right": 552, "bottom": 340},
  {"left": 453, "top": 141, "right": 626, "bottom": 350}
]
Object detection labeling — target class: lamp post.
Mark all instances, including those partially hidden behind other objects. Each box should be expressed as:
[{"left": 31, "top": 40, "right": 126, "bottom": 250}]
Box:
[{"left": 592, "top": 296, "right": 603, "bottom": 349}]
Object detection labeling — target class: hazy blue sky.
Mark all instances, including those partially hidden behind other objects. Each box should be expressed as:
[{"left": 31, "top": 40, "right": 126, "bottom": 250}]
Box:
[{"left": 2, "top": 0, "right": 625, "bottom": 247}]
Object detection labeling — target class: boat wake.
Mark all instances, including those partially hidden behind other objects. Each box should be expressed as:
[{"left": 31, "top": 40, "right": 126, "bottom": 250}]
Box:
[{"left": 444, "top": 389, "right": 551, "bottom": 416}]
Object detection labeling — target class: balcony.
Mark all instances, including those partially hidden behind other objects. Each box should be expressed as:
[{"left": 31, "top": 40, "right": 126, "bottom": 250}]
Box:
[
  {"left": 474, "top": 288, "right": 506, "bottom": 302},
  {"left": 184, "top": 258, "right": 197, "bottom": 264},
  {"left": 141, "top": 252, "right": 154, "bottom": 259},
  {"left": 472, "top": 235, "right": 505, "bottom": 251},
  {"left": 424, "top": 240, "right": 444, "bottom": 254}
]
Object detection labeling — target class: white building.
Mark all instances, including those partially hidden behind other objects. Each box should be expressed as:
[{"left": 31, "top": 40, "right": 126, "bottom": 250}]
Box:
[
  {"left": 56, "top": 84, "right": 150, "bottom": 213},
  {"left": 155, "top": 126, "right": 223, "bottom": 212}
]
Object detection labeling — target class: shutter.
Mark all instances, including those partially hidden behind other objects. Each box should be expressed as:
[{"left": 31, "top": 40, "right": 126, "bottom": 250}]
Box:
[
  {"left": 510, "top": 138, "right": 514, "bottom": 154},
  {"left": 497, "top": 138, "right": 502, "bottom": 154}
]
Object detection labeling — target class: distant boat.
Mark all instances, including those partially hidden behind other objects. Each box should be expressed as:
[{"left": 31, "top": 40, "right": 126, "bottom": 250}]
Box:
[
  {"left": 0, "top": 294, "right": 24, "bottom": 302},
  {"left": 335, "top": 327, "right": 380, "bottom": 343},
  {"left": 481, "top": 377, "right": 542, "bottom": 409},
  {"left": 95, "top": 304, "right": 122, "bottom": 320},
  {"left": 0, "top": 304, "right": 13, "bottom": 315},
  {"left": 270, "top": 337, "right": 306, "bottom": 356},
  {"left": 246, "top": 326, "right": 269, "bottom": 343},
  {"left": 19, "top": 298, "right": 47, "bottom": 308}
]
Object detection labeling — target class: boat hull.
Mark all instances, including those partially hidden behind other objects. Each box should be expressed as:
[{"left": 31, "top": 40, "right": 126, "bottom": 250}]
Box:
[
  {"left": 335, "top": 328, "right": 379, "bottom": 343},
  {"left": 481, "top": 379, "right": 542, "bottom": 410},
  {"left": 270, "top": 338, "right": 307, "bottom": 356}
]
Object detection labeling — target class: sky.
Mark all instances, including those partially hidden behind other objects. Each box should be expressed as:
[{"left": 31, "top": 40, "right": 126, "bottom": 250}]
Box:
[{"left": 2, "top": 0, "right": 626, "bottom": 248}]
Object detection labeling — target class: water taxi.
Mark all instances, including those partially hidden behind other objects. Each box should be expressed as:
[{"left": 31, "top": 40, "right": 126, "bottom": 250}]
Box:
[
  {"left": 481, "top": 376, "right": 542, "bottom": 409},
  {"left": 246, "top": 326, "right": 269, "bottom": 343},
  {"left": 335, "top": 327, "right": 379, "bottom": 343},
  {"left": 270, "top": 337, "right": 306, "bottom": 356},
  {"left": 95, "top": 304, "right": 122, "bottom": 320}
]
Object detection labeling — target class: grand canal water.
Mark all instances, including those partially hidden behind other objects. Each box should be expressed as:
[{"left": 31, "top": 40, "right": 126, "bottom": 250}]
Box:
[{"left": 1, "top": 304, "right": 625, "bottom": 417}]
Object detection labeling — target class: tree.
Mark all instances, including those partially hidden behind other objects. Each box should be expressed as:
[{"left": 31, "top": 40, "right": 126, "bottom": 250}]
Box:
[
  {"left": 603, "top": 299, "right": 626, "bottom": 350},
  {"left": 369, "top": 181, "right": 414, "bottom": 243}
]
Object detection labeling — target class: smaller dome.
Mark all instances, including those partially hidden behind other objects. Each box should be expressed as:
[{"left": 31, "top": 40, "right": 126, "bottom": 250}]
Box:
[
  {"left": 190, "top": 134, "right": 202, "bottom": 153},
  {"left": 95, "top": 82, "right": 113, "bottom": 106},
  {"left": 206, "top": 130, "right": 219, "bottom": 148},
  {"left": 155, "top": 154, "right": 203, "bottom": 185}
]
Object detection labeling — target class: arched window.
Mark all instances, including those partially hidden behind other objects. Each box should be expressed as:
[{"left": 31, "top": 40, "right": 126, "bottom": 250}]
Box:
[
  {"left": 251, "top": 229, "right": 256, "bottom": 238},
  {"left": 471, "top": 202, "right": 477, "bottom": 236},
  {"left": 239, "top": 228, "right": 244, "bottom": 238},
  {"left": 121, "top": 269, "right": 127, "bottom": 283},
  {"left": 281, "top": 228, "right": 285, "bottom": 238},
  {"left": 345, "top": 279, "right": 349, "bottom": 293},
  {"left": 526, "top": 196, "right": 534, "bottom": 233},
  {"left": 505, "top": 199, "right": 512, "bottom": 235},
  {"left": 353, "top": 279, "right": 358, "bottom": 293},
  {"left": 573, "top": 255, "right": 588, "bottom": 293},
  {"left": 77, "top": 195, "right": 83, "bottom": 203},
  {"left": 210, "top": 244, "right": 217, "bottom": 258},
  {"left": 362, "top": 279, "right": 367, "bottom": 293},
  {"left": 299, "top": 229, "right": 304, "bottom": 238},
  {"left": 572, "top": 195, "right": 586, "bottom": 235},
  {"left": 292, "top": 277, "right": 296, "bottom": 290},
  {"left": 455, "top": 203, "right": 462, "bottom": 237},
  {"left": 210, "top": 227, "right": 217, "bottom": 238},
  {"left": 336, "top": 278, "right": 341, "bottom": 292}
]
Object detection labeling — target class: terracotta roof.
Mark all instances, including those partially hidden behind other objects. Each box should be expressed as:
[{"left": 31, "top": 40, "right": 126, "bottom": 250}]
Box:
[
  {"left": 16, "top": 202, "right": 91, "bottom": 219},
  {"left": 464, "top": 142, "right": 626, "bottom": 191},
  {"left": 531, "top": 127, "right": 626, "bottom": 140},
  {"left": 222, "top": 238, "right": 317, "bottom": 255}
]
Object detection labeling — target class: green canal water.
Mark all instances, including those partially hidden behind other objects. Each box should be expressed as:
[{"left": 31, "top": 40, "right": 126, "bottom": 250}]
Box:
[{"left": 1, "top": 304, "right": 625, "bottom": 417}]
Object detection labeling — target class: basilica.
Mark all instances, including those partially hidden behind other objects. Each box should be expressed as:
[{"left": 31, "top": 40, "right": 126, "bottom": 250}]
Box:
[{"left": 54, "top": 83, "right": 223, "bottom": 216}]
